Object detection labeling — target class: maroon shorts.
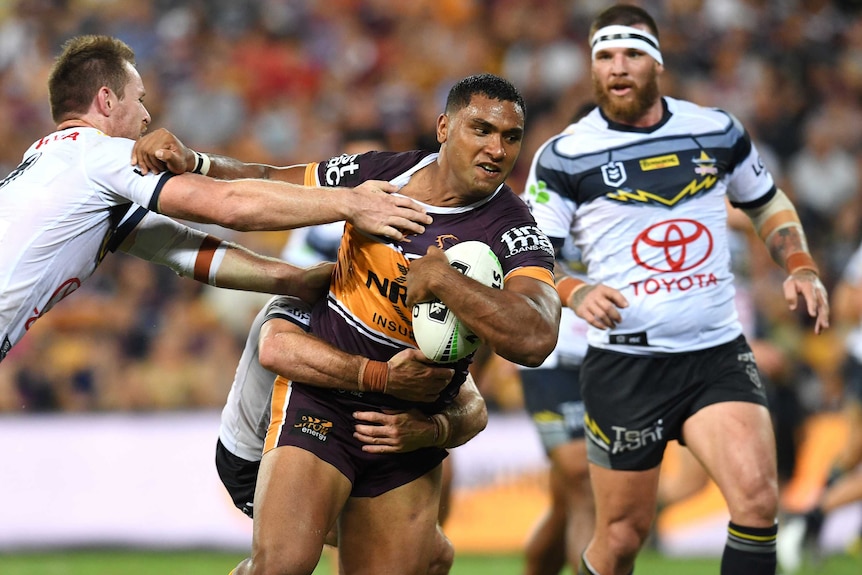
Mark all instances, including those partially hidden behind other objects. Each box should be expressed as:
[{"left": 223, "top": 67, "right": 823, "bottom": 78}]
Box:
[{"left": 266, "top": 379, "right": 447, "bottom": 497}]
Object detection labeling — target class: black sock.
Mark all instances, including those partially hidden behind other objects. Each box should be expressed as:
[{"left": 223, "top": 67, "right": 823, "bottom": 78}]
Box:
[{"left": 721, "top": 521, "right": 777, "bottom": 575}]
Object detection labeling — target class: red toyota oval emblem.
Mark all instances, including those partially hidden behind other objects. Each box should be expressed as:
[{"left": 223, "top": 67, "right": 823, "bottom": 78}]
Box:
[{"left": 632, "top": 219, "right": 713, "bottom": 272}]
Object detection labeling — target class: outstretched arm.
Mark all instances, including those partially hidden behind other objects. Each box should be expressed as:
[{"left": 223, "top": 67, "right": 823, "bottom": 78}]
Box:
[
  {"left": 134, "top": 129, "right": 431, "bottom": 240},
  {"left": 119, "top": 210, "right": 333, "bottom": 303},
  {"left": 741, "top": 188, "right": 830, "bottom": 333},
  {"left": 353, "top": 373, "right": 488, "bottom": 453}
]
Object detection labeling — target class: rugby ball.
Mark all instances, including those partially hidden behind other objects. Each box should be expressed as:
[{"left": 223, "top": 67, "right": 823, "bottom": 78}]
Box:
[{"left": 412, "top": 241, "right": 504, "bottom": 363}]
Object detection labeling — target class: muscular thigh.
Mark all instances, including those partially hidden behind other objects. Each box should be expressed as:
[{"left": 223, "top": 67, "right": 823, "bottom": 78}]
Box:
[{"left": 338, "top": 465, "right": 443, "bottom": 575}]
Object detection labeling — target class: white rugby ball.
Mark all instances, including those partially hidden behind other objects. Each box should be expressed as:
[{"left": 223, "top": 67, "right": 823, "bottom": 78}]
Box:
[{"left": 412, "top": 241, "right": 504, "bottom": 363}]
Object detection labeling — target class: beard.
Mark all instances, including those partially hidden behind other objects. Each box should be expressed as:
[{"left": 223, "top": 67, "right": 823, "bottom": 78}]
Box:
[{"left": 593, "top": 69, "right": 660, "bottom": 125}]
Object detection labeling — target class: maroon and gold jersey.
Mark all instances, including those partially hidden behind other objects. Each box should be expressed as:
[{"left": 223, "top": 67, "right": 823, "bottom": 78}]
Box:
[{"left": 305, "top": 150, "right": 555, "bottom": 411}]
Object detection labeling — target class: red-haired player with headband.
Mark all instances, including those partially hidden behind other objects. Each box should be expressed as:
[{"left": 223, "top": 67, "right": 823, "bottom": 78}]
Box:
[{"left": 523, "top": 4, "right": 829, "bottom": 575}]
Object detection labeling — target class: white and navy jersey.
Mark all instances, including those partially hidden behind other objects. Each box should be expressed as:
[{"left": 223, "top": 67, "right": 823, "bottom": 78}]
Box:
[
  {"left": 525, "top": 97, "right": 776, "bottom": 354},
  {"left": 280, "top": 221, "right": 344, "bottom": 267},
  {"left": 0, "top": 127, "right": 173, "bottom": 359},
  {"left": 219, "top": 296, "right": 312, "bottom": 462}
]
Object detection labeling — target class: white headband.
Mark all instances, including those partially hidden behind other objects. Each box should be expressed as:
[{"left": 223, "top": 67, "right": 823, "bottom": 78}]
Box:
[{"left": 591, "top": 25, "right": 663, "bottom": 65}]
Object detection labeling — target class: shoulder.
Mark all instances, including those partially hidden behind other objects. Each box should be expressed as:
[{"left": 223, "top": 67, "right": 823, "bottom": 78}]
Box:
[
  {"left": 319, "top": 149, "right": 434, "bottom": 187},
  {"left": 666, "top": 97, "right": 743, "bottom": 135}
]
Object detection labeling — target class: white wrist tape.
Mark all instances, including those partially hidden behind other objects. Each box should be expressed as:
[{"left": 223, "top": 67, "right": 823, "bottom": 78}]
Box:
[{"left": 192, "top": 150, "right": 211, "bottom": 176}]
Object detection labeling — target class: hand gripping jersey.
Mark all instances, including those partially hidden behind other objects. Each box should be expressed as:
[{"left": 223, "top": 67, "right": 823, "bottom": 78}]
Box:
[
  {"left": 305, "top": 150, "right": 555, "bottom": 411},
  {"left": 0, "top": 128, "right": 173, "bottom": 359},
  {"left": 524, "top": 97, "right": 776, "bottom": 354}
]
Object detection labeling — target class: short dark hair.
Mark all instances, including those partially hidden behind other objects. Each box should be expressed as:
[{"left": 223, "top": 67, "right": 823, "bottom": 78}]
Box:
[
  {"left": 589, "top": 4, "right": 660, "bottom": 42},
  {"left": 48, "top": 35, "right": 137, "bottom": 123},
  {"left": 445, "top": 73, "right": 526, "bottom": 122}
]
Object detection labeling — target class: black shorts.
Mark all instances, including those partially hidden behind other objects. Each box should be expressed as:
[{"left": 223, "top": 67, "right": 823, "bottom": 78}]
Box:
[
  {"left": 581, "top": 335, "right": 769, "bottom": 471},
  {"left": 215, "top": 438, "right": 259, "bottom": 518},
  {"left": 268, "top": 381, "right": 448, "bottom": 498},
  {"left": 520, "top": 365, "right": 585, "bottom": 453}
]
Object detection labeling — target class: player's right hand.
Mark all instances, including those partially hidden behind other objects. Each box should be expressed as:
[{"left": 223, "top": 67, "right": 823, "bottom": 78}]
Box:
[
  {"left": 346, "top": 181, "right": 432, "bottom": 241},
  {"left": 132, "top": 128, "right": 192, "bottom": 175},
  {"left": 571, "top": 283, "right": 628, "bottom": 329},
  {"left": 384, "top": 348, "right": 454, "bottom": 402}
]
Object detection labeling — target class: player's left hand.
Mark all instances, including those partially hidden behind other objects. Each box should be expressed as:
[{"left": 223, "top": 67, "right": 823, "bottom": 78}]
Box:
[
  {"left": 294, "top": 261, "right": 335, "bottom": 305},
  {"left": 405, "top": 246, "right": 450, "bottom": 307},
  {"left": 132, "top": 128, "right": 193, "bottom": 175},
  {"left": 353, "top": 409, "right": 437, "bottom": 453},
  {"left": 346, "top": 181, "right": 432, "bottom": 241},
  {"left": 783, "top": 270, "right": 830, "bottom": 334}
]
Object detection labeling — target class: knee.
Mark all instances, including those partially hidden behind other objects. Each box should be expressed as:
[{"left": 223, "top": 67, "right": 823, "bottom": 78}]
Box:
[
  {"left": 248, "top": 546, "right": 319, "bottom": 575},
  {"left": 728, "top": 474, "right": 779, "bottom": 524},
  {"left": 603, "top": 518, "right": 651, "bottom": 562},
  {"left": 428, "top": 528, "right": 454, "bottom": 575}
]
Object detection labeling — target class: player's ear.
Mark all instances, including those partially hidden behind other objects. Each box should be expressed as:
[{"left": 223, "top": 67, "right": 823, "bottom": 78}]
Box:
[{"left": 436, "top": 113, "right": 449, "bottom": 144}]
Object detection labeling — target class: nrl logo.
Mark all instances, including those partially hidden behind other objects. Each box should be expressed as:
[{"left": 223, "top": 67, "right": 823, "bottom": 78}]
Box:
[{"left": 601, "top": 160, "right": 627, "bottom": 187}]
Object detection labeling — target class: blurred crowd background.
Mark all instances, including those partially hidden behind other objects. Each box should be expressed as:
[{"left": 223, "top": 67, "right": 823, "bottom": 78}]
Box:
[{"left": 1, "top": 0, "right": 862, "bottom": 485}]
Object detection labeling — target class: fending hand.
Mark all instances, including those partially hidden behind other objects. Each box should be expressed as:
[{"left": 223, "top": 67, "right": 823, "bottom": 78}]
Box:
[
  {"left": 347, "top": 180, "right": 432, "bottom": 241},
  {"left": 783, "top": 270, "right": 830, "bottom": 334},
  {"left": 132, "top": 128, "right": 192, "bottom": 175}
]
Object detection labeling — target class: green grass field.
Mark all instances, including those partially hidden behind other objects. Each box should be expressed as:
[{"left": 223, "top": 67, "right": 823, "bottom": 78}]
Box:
[{"left": 0, "top": 549, "right": 857, "bottom": 575}]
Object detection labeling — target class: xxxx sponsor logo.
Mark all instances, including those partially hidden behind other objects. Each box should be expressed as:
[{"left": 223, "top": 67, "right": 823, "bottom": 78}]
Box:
[{"left": 290, "top": 411, "right": 334, "bottom": 442}]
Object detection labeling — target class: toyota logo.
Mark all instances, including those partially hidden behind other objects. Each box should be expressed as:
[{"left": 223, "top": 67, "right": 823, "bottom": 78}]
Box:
[{"left": 632, "top": 219, "right": 713, "bottom": 272}]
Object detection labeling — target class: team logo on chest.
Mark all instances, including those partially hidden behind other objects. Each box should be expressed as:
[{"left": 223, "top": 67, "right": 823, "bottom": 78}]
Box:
[
  {"left": 632, "top": 219, "right": 713, "bottom": 273},
  {"left": 600, "top": 161, "right": 627, "bottom": 187}
]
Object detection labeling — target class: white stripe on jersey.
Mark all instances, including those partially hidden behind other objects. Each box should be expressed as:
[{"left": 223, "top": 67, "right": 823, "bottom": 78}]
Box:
[{"left": 525, "top": 97, "right": 775, "bottom": 354}]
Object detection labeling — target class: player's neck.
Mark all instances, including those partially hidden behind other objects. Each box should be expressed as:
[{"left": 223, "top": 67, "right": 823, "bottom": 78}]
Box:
[{"left": 56, "top": 118, "right": 99, "bottom": 132}]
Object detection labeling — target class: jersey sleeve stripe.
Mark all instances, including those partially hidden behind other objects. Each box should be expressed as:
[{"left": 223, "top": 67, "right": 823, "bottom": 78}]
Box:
[
  {"left": 146, "top": 172, "right": 177, "bottom": 212},
  {"left": 193, "top": 235, "right": 222, "bottom": 283},
  {"left": 304, "top": 162, "right": 320, "bottom": 186},
  {"left": 505, "top": 266, "right": 555, "bottom": 287}
]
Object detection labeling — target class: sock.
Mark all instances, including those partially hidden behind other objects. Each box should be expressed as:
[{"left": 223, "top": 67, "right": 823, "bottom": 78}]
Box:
[
  {"left": 578, "top": 554, "right": 599, "bottom": 575},
  {"left": 578, "top": 553, "right": 634, "bottom": 575},
  {"left": 721, "top": 521, "right": 777, "bottom": 575}
]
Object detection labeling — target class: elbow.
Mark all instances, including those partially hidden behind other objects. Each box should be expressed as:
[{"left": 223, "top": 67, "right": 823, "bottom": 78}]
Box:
[
  {"left": 257, "top": 337, "right": 280, "bottom": 374},
  {"left": 475, "top": 402, "right": 489, "bottom": 433},
  {"left": 506, "top": 331, "right": 558, "bottom": 368}
]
